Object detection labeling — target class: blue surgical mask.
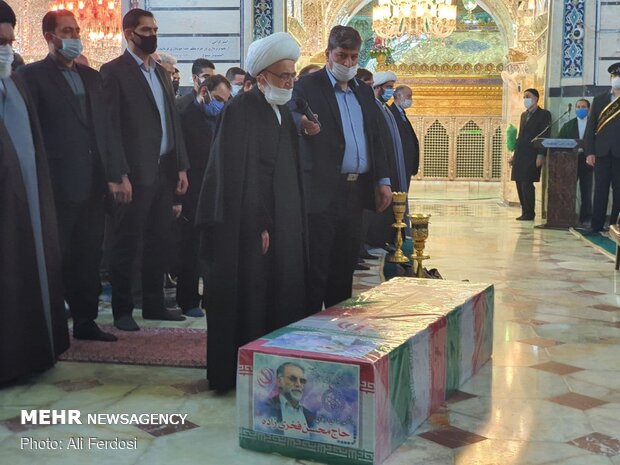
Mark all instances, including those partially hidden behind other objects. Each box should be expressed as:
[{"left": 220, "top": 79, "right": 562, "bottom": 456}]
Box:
[
  {"left": 203, "top": 99, "right": 225, "bottom": 117},
  {"left": 575, "top": 108, "right": 588, "bottom": 119},
  {"left": 57, "top": 37, "right": 83, "bottom": 61},
  {"left": 382, "top": 88, "right": 395, "bottom": 101}
]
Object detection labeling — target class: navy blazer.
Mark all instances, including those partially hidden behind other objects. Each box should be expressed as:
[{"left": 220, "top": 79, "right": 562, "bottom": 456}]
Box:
[
  {"left": 291, "top": 67, "right": 389, "bottom": 213},
  {"left": 18, "top": 55, "right": 114, "bottom": 201},
  {"left": 100, "top": 50, "right": 189, "bottom": 186},
  {"left": 584, "top": 92, "right": 620, "bottom": 158},
  {"left": 389, "top": 102, "right": 420, "bottom": 179}
]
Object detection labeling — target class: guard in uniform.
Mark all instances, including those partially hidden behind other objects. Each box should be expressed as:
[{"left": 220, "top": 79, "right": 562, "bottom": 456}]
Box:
[{"left": 583, "top": 62, "right": 620, "bottom": 234}]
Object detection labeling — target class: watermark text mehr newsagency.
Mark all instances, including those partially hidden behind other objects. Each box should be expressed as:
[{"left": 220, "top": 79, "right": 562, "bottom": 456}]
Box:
[{"left": 21, "top": 409, "right": 188, "bottom": 425}]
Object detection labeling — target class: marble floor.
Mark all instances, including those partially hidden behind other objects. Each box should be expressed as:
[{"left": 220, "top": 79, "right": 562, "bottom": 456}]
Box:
[{"left": 1, "top": 199, "right": 619, "bottom": 465}]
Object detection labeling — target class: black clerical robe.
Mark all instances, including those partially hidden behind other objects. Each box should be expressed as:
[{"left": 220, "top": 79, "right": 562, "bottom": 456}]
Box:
[
  {"left": 196, "top": 87, "right": 308, "bottom": 392},
  {"left": 0, "top": 76, "right": 69, "bottom": 384}
]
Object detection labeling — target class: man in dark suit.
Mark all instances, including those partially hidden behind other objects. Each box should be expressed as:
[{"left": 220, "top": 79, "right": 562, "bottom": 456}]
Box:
[
  {"left": 259, "top": 362, "right": 316, "bottom": 435},
  {"left": 175, "top": 57, "right": 215, "bottom": 111},
  {"left": 291, "top": 26, "right": 391, "bottom": 312},
  {"left": 583, "top": 62, "right": 620, "bottom": 234},
  {"left": 18, "top": 10, "right": 128, "bottom": 341},
  {"left": 558, "top": 98, "right": 592, "bottom": 224},
  {"left": 175, "top": 78, "right": 215, "bottom": 317},
  {"left": 390, "top": 85, "right": 420, "bottom": 190},
  {"left": 101, "top": 9, "right": 189, "bottom": 331},
  {"left": 509, "top": 88, "right": 552, "bottom": 221}
]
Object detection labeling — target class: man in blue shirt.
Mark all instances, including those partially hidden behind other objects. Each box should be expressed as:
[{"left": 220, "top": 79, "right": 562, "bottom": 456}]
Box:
[{"left": 291, "top": 26, "right": 391, "bottom": 312}]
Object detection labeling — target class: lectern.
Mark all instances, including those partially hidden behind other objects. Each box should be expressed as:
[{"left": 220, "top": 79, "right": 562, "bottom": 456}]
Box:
[{"left": 533, "top": 138, "right": 584, "bottom": 229}]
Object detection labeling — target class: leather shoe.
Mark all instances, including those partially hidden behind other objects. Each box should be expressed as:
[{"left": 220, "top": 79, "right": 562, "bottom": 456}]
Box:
[
  {"left": 143, "top": 308, "right": 186, "bottom": 321},
  {"left": 355, "top": 263, "right": 370, "bottom": 271},
  {"left": 516, "top": 215, "right": 534, "bottom": 221},
  {"left": 182, "top": 307, "right": 205, "bottom": 318},
  {"left": 114, "top": 315, "right": 140, "bottom": 331},
  {"left": 73, "top": 321, "right": 117, "bottom": 341}
]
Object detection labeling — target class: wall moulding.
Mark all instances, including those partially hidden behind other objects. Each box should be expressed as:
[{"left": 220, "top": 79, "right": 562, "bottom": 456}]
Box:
[{"left": 376, "top": 62, "right": 504, "bottom": 76}]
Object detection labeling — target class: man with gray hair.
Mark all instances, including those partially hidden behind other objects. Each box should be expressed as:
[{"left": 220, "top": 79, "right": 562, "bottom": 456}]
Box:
[
  {"left": 154, "top": 50, "right": 179, "bottom": 94},
  {"left": 154, "top": 50, "right": 177, "bottom": 76},
  {"left": 390, "top": 85, "right": 420, "bottom": 191},
  {"left": 260, "top": 362, "right": 316, "bottom": 436}
]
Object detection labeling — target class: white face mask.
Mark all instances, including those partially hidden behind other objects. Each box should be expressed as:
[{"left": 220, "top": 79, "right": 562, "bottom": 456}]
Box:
[
  {"left": 612, "top": 76, "right": 620, "bottom": 90},
  {"left": 523, "top": 98, "right": 534, "bottom": 109},
  {"left": 231, "top": 84, "right": 243, "bottom": 97},
  {"left": 330, "top": 61, "right": 358, "bottom": 82},
  {"left": 400, "top": 99, "right": 412, "bottom": 109},
  {"left": 0, "top": 44, "right": 14, "bottom": 79},
  {"left": 261, "top": 82, "right": 293, "bottom": 106}
]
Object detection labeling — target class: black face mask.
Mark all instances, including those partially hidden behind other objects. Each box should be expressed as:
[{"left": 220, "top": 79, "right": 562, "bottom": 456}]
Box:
[{"left": 132, "top": 31, "right": 157, "bottom": 55}]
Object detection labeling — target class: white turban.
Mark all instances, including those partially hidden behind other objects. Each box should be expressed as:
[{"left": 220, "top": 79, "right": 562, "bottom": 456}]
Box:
[
  {"left": 245, "top": 32, "right": 300, "bottom": 77},
  {"left": 373, "top": 71, "right": 397, "bottom": 87}
]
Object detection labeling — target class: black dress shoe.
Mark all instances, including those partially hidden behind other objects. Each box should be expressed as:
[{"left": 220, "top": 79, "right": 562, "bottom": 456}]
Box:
[
  {"left": 114, "top": 315, "right": 140, "bottom": 331},
  {"left": 516, "top": 215, "right": 534, "bottom": 221},
  {"left": 74, "top": 322, "right": 118, "bottom": 342},
  {"left": 142, "top": 308, "right": 186, "bottom": 321}
]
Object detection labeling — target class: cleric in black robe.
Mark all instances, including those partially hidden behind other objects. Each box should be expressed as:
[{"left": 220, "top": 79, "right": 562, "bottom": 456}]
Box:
[
  {"left": 195, "top": 32, "right": 308, "bottom": 392},
  {"left": 0, "top": 0, "right": 70, "bottom": 384}
]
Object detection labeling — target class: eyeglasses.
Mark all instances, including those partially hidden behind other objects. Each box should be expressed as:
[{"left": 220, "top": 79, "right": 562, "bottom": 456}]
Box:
[
  {"left": 264, "top": 69, "right": 297, "bottom": 83},
  {"left": 282, "top": 374, "right": 307, "bottom": 385}
]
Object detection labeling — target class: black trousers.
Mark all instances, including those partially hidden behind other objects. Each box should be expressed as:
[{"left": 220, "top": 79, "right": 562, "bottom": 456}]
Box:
[
  {"left": 515, "top": 181, "right": 535, "bottom": 218},
  {"left": 592, "top": 155, "right": 620, "bottom": 231},
  {"left": 109, "top": 171, "right": 174, "bottom": 318},
  {"left": 175, "top": 216, "right": 202, "bottom": 310},
  {"left": 307, "top": 175, "right": 367, "bottom": 313},
  {"left": 56, "top": 193, "right": 104, "bottom": 328},
  {"left": 577, "top": 159, "right": 594, "bottom": 223}
]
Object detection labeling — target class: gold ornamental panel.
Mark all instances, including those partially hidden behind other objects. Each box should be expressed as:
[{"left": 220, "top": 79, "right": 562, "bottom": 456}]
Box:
[
  {"left": 409, "top": 116, "right": 504, "bottom": 181},
  {"left": 422, "top": 120, "right": 450, "bottom": 179},
  {"left": 375, "top": 62, "right": 504, "bottom": 76},
  {"left": 399, "top": 83, "right": 503, "bottom": 117}
]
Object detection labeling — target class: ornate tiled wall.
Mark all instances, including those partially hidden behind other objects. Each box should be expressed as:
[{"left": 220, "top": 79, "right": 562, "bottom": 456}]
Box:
[
  {"left": 253, "top": 0, "right": 274, "bottom": 39},
  {"left": 562, "top": 0, "right": 585, "bottom": 77}
]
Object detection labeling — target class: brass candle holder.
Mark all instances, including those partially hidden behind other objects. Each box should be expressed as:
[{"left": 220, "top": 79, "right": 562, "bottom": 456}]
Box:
[
  {"left": 409, "top": 213, "right": 431, "bottom": 277},
  {"left": 386, "top": 192, "right": 410, "bottom": 264}
]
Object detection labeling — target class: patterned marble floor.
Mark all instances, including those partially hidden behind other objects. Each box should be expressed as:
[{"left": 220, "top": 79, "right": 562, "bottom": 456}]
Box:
[{"left": 1, "top": 199, "right": 619, "bottom": 465}]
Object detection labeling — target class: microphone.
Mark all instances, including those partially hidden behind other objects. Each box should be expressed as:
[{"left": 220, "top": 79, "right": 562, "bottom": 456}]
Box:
[
  {"left": 531, "top": 106, "right": 572, "bottom": 142},
  {"left": 292, "top": 98, "right": 321, "bottom": 127}
]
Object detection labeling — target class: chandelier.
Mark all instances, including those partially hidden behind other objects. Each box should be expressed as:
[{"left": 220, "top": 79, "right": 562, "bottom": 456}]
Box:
[
  {"left": 48, "top": 0, "right": 122, "bottom": 68},
  {"left": 462, "top": 0, "right": 478, "bottom": 23},
  {"left": 372, "top": 0, "right": 458, "bottom": 40}
]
